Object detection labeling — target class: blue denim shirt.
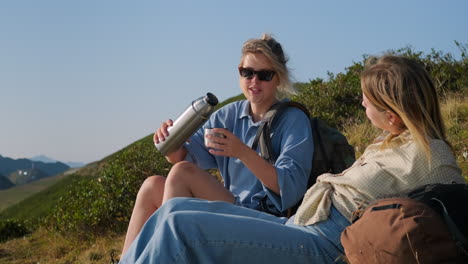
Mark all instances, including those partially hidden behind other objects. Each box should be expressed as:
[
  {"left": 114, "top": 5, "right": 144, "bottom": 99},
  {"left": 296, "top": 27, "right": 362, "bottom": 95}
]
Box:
[{"left": 184, "top": 99, "right": 313, "bottom": 213}]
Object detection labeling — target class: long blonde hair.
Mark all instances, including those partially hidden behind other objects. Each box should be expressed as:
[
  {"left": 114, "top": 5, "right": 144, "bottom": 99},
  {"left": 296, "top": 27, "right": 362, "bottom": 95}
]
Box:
[
  {"left": 361, "top": 55, "right": 448, "bottom": 158},
  {"left": 239, "top": 33, "right": 296, "bottom": 99}
]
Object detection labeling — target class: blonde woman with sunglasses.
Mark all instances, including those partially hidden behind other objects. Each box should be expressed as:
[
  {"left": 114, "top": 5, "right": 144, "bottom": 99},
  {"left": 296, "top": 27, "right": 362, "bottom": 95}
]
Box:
[
  {"left": 120, "top": 55, "right": 463, "bottom": 263},
  {"left": 121, "top": 34, "right": 313, "bottom": 255}
]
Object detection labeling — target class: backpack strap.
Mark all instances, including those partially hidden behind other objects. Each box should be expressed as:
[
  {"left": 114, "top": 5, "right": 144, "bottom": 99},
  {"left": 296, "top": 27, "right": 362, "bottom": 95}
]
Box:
[
  {"left": 404, "top": 183, "right": 468, "bottom": 256},
  {"left": 251, "top": 104, "right": 282, "bottom": 163},
  {"left": 431, "top": 197, "right": 468, "bottom": 256},
  {"left": 251, "top": 101, "right": 331, "bottom": 177},
  {"left": 251, "top": 101, "right": 313, "bottom": 164}
]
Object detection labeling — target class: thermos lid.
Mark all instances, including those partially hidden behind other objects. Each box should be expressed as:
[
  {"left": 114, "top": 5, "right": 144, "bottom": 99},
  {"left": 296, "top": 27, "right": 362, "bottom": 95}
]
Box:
[{"left": 205, "top": 92, "right": 218, "bottom": 106}]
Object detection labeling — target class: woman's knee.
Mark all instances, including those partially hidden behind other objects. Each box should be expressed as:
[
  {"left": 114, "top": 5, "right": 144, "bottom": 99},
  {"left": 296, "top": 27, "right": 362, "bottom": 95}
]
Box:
[
  {"left": 137, "top": 175, "right": 166, "bottom": 201},
  {"left": 166, "top": 161, "right": 200, "bottom": 183},
  {"left": 160, "top": 197, "right": 199, "bottom": 214}
]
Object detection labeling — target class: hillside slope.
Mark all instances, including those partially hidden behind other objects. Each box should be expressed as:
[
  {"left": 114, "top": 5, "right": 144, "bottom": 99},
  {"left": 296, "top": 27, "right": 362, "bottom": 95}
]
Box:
[{"left": 0, "top": 172, "right": 70, "bottom": 212}]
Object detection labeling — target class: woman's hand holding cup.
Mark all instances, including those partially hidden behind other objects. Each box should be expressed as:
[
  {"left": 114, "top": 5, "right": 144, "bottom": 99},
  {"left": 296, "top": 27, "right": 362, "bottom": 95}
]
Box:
[{"left": 204, "top": 128, "right": 226, "bottom": 148}]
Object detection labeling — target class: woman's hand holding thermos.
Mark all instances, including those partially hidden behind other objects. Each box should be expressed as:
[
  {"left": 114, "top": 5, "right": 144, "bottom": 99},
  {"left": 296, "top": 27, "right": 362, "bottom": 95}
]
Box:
[
  {"left": 154, "top": 119, "right": 174, "bottom": 145},
  {"left": 154, "top": 93, "right": 218, "bottom": 156}
]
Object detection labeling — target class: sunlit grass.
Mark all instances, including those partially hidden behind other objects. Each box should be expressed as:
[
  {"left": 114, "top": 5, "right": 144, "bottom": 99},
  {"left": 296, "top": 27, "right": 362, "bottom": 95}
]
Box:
[
  {"left": 0, "top": 227, "right": 124, "bottom": 264},
  {"left": 441, "top": 90, "right": 468, "bottom": 179}
]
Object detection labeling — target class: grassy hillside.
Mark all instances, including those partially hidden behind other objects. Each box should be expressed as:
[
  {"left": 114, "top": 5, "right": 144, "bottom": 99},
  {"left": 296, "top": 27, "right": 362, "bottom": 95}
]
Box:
[
  {"left": 0, "top": 46, "right": 466, "bottom": 264},
  {"left": 0, "top": 174, "right": 77, "bottom": 222},
  {"left": 0, "top": 172, "right": 70, "bottom": 212}
]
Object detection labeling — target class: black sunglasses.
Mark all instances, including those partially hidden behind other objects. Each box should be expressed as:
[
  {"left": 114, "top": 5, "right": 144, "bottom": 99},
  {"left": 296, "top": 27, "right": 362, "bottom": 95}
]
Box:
[{"left": 238, "top": 67, "right": 276, "bottom": 81}]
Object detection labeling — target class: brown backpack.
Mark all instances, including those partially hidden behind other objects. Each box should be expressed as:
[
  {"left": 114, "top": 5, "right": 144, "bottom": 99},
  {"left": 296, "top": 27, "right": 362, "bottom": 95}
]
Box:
[{"left": 340, "top": 196, "right": 467, "bottom": 263}]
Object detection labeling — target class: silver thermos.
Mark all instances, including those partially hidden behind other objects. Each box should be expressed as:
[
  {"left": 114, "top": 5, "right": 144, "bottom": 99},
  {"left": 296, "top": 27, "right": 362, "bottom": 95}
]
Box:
[{"left": 155, "top": 92, "right": 219, "bottom": 155}]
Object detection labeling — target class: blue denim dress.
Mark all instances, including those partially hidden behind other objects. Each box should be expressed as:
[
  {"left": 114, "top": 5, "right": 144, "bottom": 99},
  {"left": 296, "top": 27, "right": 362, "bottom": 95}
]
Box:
[{"left": 120, "top": 197, "right": 350, "bottom": 264}]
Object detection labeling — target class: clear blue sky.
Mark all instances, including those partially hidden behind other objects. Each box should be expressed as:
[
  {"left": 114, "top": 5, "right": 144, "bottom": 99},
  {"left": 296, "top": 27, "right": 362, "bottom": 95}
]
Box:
[{"left": 1, "top": 0, "right": 467, "bottom": 164}]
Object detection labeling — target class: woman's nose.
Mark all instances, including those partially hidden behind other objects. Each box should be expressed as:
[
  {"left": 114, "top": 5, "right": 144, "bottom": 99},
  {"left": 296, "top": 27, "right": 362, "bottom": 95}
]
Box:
[{"left": 250, "top": 74, "right": 260, "bottom": 83}]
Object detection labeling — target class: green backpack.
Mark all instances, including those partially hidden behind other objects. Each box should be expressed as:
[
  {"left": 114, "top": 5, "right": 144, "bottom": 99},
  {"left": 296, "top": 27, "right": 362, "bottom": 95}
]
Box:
[{"left": 252, "top": 101, "right": 356, "bottom": 215}]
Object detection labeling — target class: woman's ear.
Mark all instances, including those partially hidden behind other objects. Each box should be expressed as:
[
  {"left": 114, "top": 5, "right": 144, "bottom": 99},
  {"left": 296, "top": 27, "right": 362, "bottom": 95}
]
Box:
[{"left": 386, "top": 111, "right": 404, "bottom": 130}]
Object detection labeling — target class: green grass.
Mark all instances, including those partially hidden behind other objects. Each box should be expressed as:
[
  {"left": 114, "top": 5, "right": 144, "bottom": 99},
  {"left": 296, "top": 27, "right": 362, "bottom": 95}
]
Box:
[
  {"left": 0, "top": 174, "right": 79, "bottom": 223},
  {"left": 0, "top": 172, "right": 71, "bottom": 212}
]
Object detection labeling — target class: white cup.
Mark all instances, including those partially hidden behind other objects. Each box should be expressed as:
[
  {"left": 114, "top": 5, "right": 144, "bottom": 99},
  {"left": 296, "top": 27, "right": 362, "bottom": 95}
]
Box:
[{"left": 204, "top": 128, "right": 225, "bottom": 147}]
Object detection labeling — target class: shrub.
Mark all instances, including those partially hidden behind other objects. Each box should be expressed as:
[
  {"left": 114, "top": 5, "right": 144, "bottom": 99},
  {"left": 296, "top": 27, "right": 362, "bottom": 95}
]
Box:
[
  {"left": 47, "top": 135, "right": 171, "bottom": 238},
  {"left": 0, "top": 219, "right": 31, "bottom": 242},
  {"left": 292, "top": 61, "right": 364, "bottom": 130},
  {"left": 292, "top": 42, "right": 467, "bottom": 131},
  {"left": 395, "top": 41, "right": 468, "bottom": 95}
]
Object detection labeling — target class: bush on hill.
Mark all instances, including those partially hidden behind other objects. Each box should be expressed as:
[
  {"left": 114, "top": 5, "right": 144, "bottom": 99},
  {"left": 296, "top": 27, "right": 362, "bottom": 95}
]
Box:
[
  {"left": 292, "top": 41, "right": 468, "bottom": 131},
  {"left": 0, "top": 219, "right": 31, "bottom": 242},
  {"left": 293, "top": 61, "right": 364, "bottom": 129},
  {"left": 47, "top": 135, "right": 171, "bottom": 238}
]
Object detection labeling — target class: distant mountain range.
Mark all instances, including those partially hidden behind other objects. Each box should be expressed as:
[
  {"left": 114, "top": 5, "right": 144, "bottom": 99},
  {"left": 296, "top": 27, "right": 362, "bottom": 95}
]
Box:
[
  {"left": 30, "top": 155, "right": 85, "bottom": 168},
  {"left": 0, "top": 155, "right": 72, "bottom": 190}
]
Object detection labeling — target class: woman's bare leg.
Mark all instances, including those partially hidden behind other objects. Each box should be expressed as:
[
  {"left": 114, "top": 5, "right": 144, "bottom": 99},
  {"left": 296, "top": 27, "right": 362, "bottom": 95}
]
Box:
[
  {"left": 163, "top": 161, "right": 235, "bottom": 204},
  {"left": 121, "top": 175, "right": 166, "bottom": 256},
  {"left": 122, "top": 161, "right": 235, "bottom": 257}
]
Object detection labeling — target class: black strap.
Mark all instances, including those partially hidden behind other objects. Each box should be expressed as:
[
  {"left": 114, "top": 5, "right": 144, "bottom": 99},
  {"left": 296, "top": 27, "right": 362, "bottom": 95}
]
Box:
[
  {"left": 370, "top": 203, "right": 402, "bottom": 211},
  {"left": 431, "top": 197, "right": 468, "bottom": 256}
]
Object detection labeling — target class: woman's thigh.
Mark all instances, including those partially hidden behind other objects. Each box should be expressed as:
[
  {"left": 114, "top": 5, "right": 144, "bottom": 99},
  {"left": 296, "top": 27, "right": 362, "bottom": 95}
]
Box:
[{"left": 164, "top": 162, "right": 235, "bottom": 203}]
